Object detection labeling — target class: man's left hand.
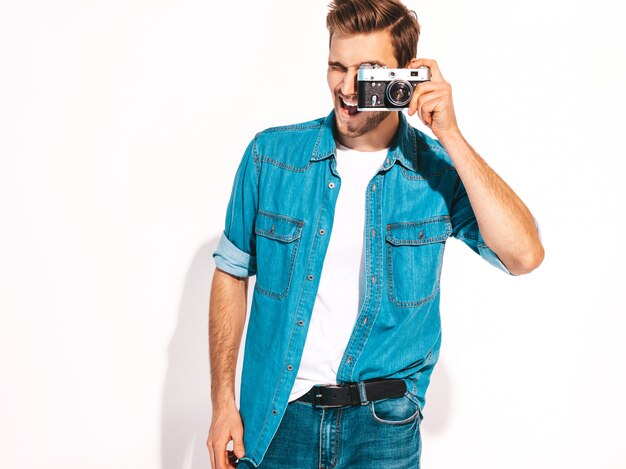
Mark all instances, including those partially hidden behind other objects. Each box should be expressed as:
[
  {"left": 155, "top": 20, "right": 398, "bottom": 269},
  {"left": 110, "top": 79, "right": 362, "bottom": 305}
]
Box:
[{"left": 407, "top": 58, "right": 459, "bottom": 140}]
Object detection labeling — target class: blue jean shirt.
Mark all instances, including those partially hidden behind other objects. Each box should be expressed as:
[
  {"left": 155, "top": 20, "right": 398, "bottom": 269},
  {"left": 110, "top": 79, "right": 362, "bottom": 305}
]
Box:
[{"left": 212, "top": 110, "right": 513, "bottom": 467}]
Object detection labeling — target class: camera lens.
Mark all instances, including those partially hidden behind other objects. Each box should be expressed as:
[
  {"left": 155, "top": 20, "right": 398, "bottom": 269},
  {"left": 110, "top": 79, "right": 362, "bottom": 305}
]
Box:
[{"left": 386, "top": 80, "right": 413, "bottom": 106}]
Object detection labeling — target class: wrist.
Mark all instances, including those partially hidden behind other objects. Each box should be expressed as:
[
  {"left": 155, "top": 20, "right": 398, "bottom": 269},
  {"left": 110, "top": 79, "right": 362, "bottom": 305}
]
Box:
[
  {"left": 211, "top": 385, "right": 238, "bottom": 410},
  {"left": 434, "top": 125, "right": 463, "bottom": 145},
  {"left": 212, "top": 395, "right": 238, "bottom": 412}
]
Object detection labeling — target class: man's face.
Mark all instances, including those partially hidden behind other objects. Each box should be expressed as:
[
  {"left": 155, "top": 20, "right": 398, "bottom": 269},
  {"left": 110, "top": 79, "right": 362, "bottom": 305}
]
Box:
[{"left": 327, "top": 30, "right": 400, "bottom": 141}]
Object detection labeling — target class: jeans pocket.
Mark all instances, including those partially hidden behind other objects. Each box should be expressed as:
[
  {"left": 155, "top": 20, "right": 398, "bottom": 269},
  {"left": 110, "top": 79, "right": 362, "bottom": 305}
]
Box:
[
  {"left": 369, "top": 392, "right": 422, "bottom": 426},
  {"left": 254, "top": 209, "right": 304, "bottom": 300},
  {"left": 385, "top": 216, "right": 451, "bottom": 308}
]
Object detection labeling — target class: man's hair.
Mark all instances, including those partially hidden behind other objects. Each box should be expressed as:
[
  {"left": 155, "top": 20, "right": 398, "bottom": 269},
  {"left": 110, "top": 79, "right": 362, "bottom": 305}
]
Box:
[{"left": 326, "top": 0, "right": 421, "bottom": 67}]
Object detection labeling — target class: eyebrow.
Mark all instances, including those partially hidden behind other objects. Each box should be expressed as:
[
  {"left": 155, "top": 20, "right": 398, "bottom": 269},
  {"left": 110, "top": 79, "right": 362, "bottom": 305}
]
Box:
[{"left": 328, "top": 60, "right": 386, "bottom": 68}]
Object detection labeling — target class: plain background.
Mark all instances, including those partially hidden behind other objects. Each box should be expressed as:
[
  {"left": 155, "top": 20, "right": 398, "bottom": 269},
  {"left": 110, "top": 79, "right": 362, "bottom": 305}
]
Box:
[{"left": 1, "top": 1, "right": 625, "bottom": 468}]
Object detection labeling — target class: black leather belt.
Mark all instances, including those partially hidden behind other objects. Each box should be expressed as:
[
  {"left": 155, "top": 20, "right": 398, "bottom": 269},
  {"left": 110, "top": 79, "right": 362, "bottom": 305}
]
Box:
[{"left": 295, "top": 378, "right": 406, "bottom": 407}]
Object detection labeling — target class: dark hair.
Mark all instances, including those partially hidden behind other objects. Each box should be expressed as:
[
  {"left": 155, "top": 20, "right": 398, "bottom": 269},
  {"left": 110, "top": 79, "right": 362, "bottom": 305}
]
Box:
[{"left": 326, "top": 0, "right": 421, "bottom": 67}]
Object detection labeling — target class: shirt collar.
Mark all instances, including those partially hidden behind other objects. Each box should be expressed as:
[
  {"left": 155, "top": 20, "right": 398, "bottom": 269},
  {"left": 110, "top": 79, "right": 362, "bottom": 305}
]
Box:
[{"left": 311, "top": 109, "right": 419, "bottom": 173}]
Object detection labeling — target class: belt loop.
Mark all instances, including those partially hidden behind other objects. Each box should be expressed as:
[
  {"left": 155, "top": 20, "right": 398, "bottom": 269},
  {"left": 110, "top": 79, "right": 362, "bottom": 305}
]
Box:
[{"left": 357, "top": 381, "right": 369, "bottom": 405}]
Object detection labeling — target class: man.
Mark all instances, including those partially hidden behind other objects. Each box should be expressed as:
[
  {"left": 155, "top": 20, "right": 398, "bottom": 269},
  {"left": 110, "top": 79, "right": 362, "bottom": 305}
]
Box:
[{"left": 207, "top": 0, "right": 544, "bottom": 468}]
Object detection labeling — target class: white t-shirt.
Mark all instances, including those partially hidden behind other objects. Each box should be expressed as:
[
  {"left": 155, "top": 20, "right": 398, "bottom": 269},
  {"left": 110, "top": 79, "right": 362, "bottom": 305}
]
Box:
[{"left": 288, "top": 142, "right": 389, "bottom": 402}]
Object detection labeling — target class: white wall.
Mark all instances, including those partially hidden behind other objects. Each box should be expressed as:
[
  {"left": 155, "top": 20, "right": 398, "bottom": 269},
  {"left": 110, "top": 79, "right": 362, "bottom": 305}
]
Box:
[{"left": 1, "top": 1, "right": 624, "bottom": 468}]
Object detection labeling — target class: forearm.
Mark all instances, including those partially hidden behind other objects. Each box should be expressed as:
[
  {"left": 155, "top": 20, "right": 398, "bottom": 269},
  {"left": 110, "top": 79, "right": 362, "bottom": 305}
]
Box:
[
  {"left": 438, "top": 130, "right": 544, "bottom": 275},
  {"left": 209, "top": 267, "right": 248, "bottom": 410}
]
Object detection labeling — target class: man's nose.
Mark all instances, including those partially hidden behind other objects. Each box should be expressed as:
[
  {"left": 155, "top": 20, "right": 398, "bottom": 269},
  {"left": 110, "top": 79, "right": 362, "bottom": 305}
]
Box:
[{"left": 341, "top": 69, "right": 358, "bottom": 96}]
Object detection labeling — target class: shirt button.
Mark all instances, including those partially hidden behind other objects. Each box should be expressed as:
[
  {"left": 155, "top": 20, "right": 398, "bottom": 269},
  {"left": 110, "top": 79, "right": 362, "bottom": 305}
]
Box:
[
  {"left": 272, "top": 410, "right": 278, "bottom": 415},
  {"left": 319, "top": 229, "right": 325, "bottom": 235},
  {"left": 371, "top": 183, "right": 376, "bottom": 192},
  {"left": 298, "top": 320, "right": 304, "bottom": 326},
  {"left": 371, "top": 229, "right": 376, "bottom": 237},
  {"left": 371, "top": 275, "right": 377, "bottom": 284},
  {"left": 287, "top": 365, "right": 293, "bottom": 371},
  {"left": 308, "top": 274, "right": 314, "bottom": 281},
  {"left": 385, "top": 158, "right": 390, "bottom": 165},
  {"left": 347, "top": 355, "right": 352, "bottom": 363},
  {"left": 328, "top": 182, "right": 335, "bottom": 189}
]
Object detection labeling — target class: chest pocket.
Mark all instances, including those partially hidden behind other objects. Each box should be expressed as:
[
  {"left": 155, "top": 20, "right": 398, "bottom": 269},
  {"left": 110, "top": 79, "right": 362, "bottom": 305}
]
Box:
[
  {"left": 385, "top": 216, "right": 452, "bottom": 308},
  {"left": 254, "top": 209, "right": 304, "bottom": 300}
]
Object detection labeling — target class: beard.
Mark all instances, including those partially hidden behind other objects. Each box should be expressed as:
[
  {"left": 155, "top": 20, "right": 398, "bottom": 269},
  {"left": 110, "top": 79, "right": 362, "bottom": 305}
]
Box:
[
  {"left": 333, "top": 92, "right": 392, "bottom": 140},
  {"left": 336, "top": 110, "right": 390, "bottom": 139}
]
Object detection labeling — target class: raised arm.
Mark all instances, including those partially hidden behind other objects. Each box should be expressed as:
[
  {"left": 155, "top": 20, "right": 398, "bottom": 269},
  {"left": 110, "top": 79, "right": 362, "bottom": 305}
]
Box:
[{"left": 408, "top": 58, "right": 544, "bottom": 275}]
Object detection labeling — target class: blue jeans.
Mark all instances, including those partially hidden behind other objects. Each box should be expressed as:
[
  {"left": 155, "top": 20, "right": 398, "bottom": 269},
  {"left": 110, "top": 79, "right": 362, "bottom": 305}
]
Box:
[{"left": 238, "top": 391, "right": 423, "bottom": 468}]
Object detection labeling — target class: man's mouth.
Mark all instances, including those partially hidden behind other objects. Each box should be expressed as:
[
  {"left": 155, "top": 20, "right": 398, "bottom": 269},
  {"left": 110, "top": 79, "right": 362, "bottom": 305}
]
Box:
[{"left": 339, "top": 96, "right": 359, "bottom": 116}]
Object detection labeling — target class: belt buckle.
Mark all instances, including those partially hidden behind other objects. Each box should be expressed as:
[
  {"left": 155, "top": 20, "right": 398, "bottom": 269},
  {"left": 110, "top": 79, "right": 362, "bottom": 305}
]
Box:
[{"left": 313, "top": 385, "right": 345, "bottom": 408}]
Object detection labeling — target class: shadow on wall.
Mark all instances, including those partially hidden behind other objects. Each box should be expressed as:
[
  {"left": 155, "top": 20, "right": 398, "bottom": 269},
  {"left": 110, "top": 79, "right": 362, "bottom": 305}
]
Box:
[
  {"left": 161, "top": 237, "right": 220, "bottom": 469},
  {"left": 422, "top": 360, "right": 452, "bottom": 435},
  {"left": 160, "top": 237, "right": 453, "bottom": 469}
]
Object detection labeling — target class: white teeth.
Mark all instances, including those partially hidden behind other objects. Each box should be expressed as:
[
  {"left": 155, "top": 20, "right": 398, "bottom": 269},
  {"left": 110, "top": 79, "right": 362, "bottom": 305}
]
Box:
[{"left": 341, "top": 97, "right": 357, "bottom": 107}]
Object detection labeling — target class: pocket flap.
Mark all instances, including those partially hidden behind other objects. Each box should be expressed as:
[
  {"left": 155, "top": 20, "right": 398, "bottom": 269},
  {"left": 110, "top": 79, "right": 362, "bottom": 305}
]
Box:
[
  {"left": 255, "top": 210, "right": 304, "bottom": 243},
  {"left": 386, "top": 216, "right": 451, "bottom": 246}
]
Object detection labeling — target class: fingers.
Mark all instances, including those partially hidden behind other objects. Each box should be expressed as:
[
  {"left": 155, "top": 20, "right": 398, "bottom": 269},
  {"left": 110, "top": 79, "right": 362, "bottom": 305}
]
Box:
[
  {"left": 232, "top": 427, "right": 246, "bottom": 459},
  {"left": 408, "top": 81, "right": 451, "bottom": 118},
  {"left": 408, "top": 81, "right": 435, "bottom": 116},
  {"left": 207, "top": 424, "right": 246, "bottom": 469},
  {"left": 407, "top": 58, "right": 444, "bottom": 82},
  {"left": 416, "top": 89, "right": 449, "bottom": 127},
  {"left": 207, "top": 437, "right": 216, "bottom": 469},
  {"left": 405, "top": 59, "right": 458, "bottom": 136},
  {"left": 207, "top": 434, "right": 228, "bottom": 469}
]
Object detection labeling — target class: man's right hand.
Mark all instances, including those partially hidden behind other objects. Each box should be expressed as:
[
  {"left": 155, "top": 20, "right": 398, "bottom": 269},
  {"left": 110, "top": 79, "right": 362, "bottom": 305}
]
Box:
[{"left": 207, "top": 402, "right": 246, "bottom": 469}]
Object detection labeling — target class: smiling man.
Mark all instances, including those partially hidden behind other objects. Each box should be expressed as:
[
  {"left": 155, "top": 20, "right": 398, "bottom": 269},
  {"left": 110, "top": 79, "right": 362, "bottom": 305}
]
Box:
[{"left": 207, "top": 1, "right": 544, "bottom": 468}]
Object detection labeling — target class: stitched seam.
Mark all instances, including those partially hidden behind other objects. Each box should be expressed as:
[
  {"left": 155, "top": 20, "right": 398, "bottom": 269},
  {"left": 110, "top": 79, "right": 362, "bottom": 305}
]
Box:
[
  {"left": 255, "top": 229, "right": 301, "bottom": 242},
  {"left": 258, "top": 156, "right": 315, "bottom": 172},
  {"left": 369, "top": 394, "right": 421, "bottom": 426},
  {"left": 386, "top": 242, "right": 441, "bottom": 309},
  {"left": 252, "top": 137, "right": 261, "bottom": 178},
  {"left": 255, "top": 210, "right": 304, "bottom": 242},
  {"left": 254, "top": 211, "right": 304, "bottom": 300},
  {"left": 400, "top": 165, "right": 456, "bottom": 180},
  {"left": 318, "top": 408, "right": 325, "bottom": 469},
  {"left": 385, "top": 217, "right": 451, "bottom": 245},
  {"left": 257, "top": 209, "right": 305, "bottom": 225},
  {"left": 457, "top": 231, "right": 478, "bottom": 240},
  {"left": 257, "top": 122, "right": 322, "bottom": 134},
  {"left": 254, "top": 235, "right": 301, "bottom": 300},
  {"left": 386, "top": 215, "right": 451, "bottom": 230},
  {"left": 349, "top": 172, "right": 383, "bottom": 379}
]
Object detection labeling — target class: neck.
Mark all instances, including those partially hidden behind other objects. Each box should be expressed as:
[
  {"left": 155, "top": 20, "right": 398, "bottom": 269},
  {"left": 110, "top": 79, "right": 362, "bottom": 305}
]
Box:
[{"left": 336, "top": 112, "right": 400, "bottom": 151}]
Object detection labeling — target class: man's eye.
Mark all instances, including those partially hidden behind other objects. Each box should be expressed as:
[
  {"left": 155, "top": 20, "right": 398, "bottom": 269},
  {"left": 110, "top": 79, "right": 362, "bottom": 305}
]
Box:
[{"left": 329, "top": 65, "right": 346, "bottom": 72}]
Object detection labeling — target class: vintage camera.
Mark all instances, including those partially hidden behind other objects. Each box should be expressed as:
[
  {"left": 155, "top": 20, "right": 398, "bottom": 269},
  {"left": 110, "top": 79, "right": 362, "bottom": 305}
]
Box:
[{"left": 357, "top": 64, "right": 431, "bottom": 111}]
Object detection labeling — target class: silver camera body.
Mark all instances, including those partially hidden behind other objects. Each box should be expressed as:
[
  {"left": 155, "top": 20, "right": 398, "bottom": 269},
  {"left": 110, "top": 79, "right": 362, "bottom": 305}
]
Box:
[{"left": 357, "top": 64, "right": 431, "bottom": 111}]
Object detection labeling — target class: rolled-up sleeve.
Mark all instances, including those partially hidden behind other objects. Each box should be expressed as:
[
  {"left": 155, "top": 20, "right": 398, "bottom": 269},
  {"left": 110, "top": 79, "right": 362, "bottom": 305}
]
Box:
[{"left": 212, "top": 138, "right": 259, "bottom": 278}]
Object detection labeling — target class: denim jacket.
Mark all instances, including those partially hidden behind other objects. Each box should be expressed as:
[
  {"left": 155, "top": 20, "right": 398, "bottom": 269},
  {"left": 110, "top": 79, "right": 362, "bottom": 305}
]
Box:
[{"left": 212, "top": 110, "right": 512, "bottom": 467}]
